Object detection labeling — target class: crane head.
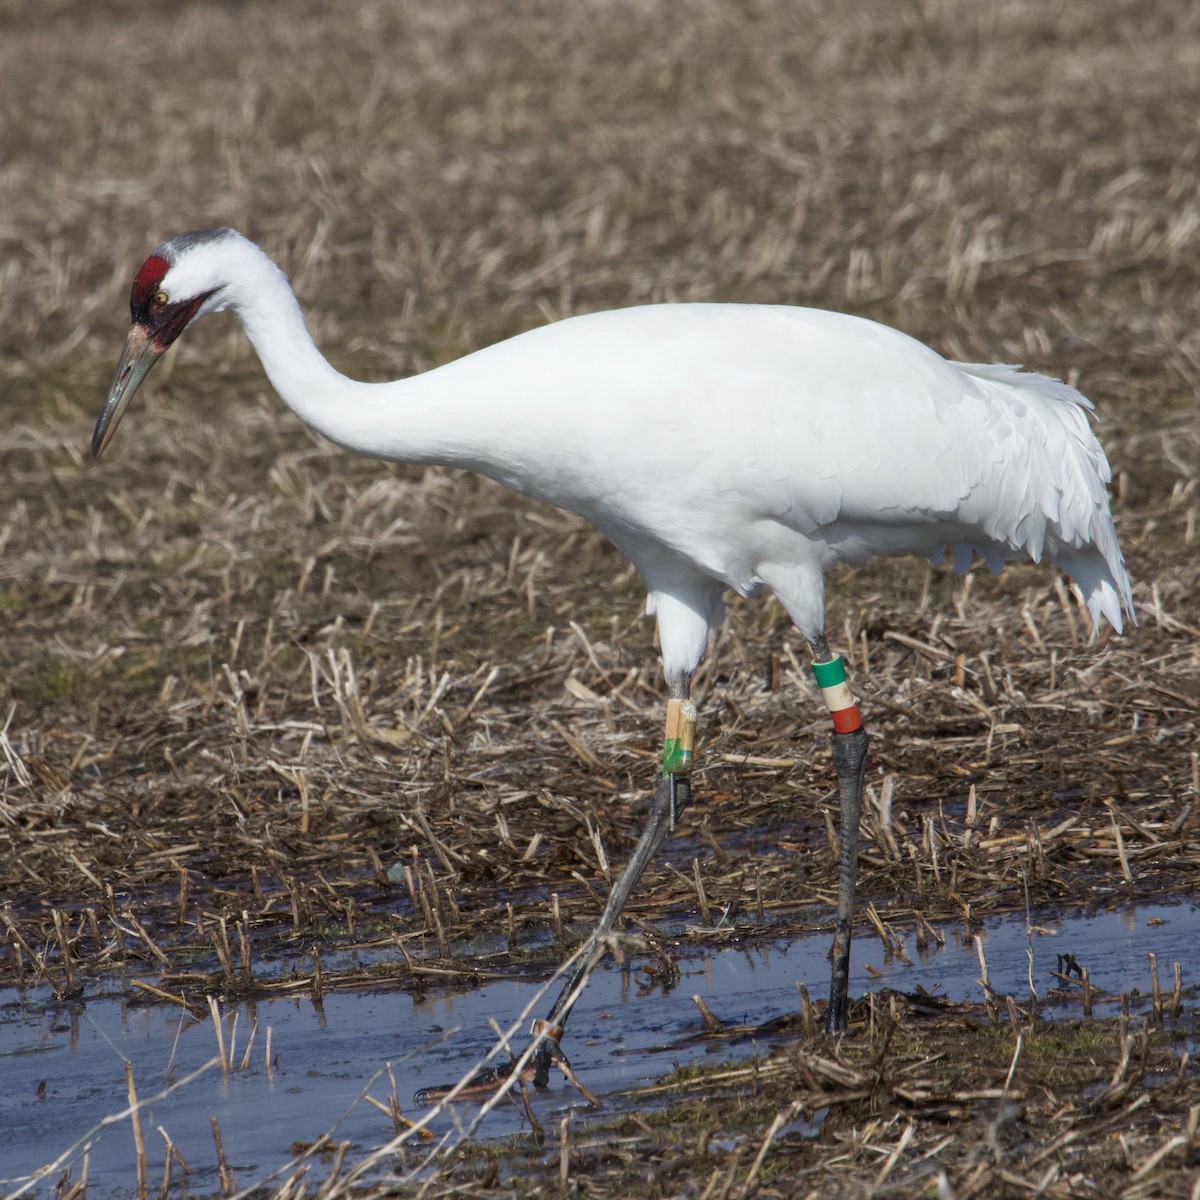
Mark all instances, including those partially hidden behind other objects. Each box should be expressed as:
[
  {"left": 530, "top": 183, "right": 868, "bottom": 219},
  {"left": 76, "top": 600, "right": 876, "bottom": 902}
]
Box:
[{"left": 91, "top": 229, "right": 232, "bottom": 460}]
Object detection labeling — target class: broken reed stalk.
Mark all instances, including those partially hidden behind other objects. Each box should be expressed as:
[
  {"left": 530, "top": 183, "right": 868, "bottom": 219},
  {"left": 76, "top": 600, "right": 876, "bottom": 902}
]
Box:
[
  {"left": 797, "top": 982, "right": 817, "bottom": 1038},
  {"left": 694, "top": 993, "right": 725, "bottom": 1032},
  {"left": 211, "top": 1117, "right": 234, "bottom": 1196},
  {"left": 914, "top": 910, "right": 945, "bottom": 950},
  {"left": 226, "top": 1012, "right": 240, "bottom": 1071},
  {"left": 213, "top": 918, "right": 235, "bottom": 985},
  {"left": 238, "top": 1023, "right": 257, "bottom": 1071},
  {"left": 975, "top": 936, "right": 998, "bottom": 1022},
  {"left": 51, "top": 909, "right": 76, "bottom": 994},
  {"left": 692, "top": 857, "right": 712, "bottom": 925},
  {"left": 311, "top": 945, "right": 324, "bottom": 1000},
  {"left": 60, "top": 1165, "right": 87, "bottom": 1200},
  {"left": 1107, "top": 803, "right": 1134, "bottom": 884},
  {"left": 925, "top": 816, "right": 943, "bottom": 891},
  {"left": 126, "top": 911, "right": 171, "bottom": 968},
  {"left": 363, "top": 1093, "right": 402, "bottom": 1136},
  {"left": 158, "top": 1124, "right": 191, "bottom": 1184},
  {"left": 157, "top": 1141, "right": 173, "bottom": 1199},
  {"left": 157, "top": 1125, "right": 187, "bottom": 1199},
  {"left": 237, "top": 918, "right": 253, "bottom": 986},
  {"left": 1005, "top": 994, "right": 1023, "bottom": 1035},
  {"left": 422, "top": 859, "right": 450, "bottom": 957},
  {"left": 284, "top": 875, "right": 306, "bottom": 934},
  {"left": 558, "top": 1111, "right": 573, "bottom": 1196},
  {"left": 3, "top": 908, "right": 63, "bottom": 993},
  {"left": 1148, "top": 952, "right": 1162, "bottom": 1023},
  {"left": 323, "top": 1141, "right": 352, "bottom": 1192},
  {"left": 208, "top": 996, "right": 229, "bottom": 1072},
  {"left": 866, "top": 902, "right": 907, "bottom": 958},
  {"left": 588, "top": 818, "right": 611, "bottom": 882},
  {"left": 735, "top": 1101, "right": 803, "bottom": 1198},
  {"left": 823, "top": 809, "right": 839, "bottom": 863},
  {"left": 872, "top": 1119, "right": 916, "bottom": 1192},
  {"left": 176, "top": 866, "right": 189, "bottom": 927},
  {"left": 126, "top": 1060, "right": 148, "bottom": 1200},
  {"left": 1002, "top": 1031, "right": 1024, "bottom": 1098},
  {"left": 403, "top": 861, "right": 427, "bottom": 928}
]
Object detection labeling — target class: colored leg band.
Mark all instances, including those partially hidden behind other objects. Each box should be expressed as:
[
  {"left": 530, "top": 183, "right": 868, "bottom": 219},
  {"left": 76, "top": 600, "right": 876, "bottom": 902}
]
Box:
[
  {"left": 662, "top": 698, "right": 698, "bottom": 776},
  {"left": 811, "top": 655, "right": 863, "bottom": 734}
]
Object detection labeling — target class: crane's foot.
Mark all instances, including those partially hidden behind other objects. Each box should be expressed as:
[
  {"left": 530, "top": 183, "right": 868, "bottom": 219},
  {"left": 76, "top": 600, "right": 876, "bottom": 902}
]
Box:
[
  {"left": 412, "top": 697, "right": 698, "bottom": 1112},
  {"left": 412, "top": 1061, "right": 533, "bottom": 1106},
  {"left": 413, "top": 1028, "right": 600, "bottom": 1108}
]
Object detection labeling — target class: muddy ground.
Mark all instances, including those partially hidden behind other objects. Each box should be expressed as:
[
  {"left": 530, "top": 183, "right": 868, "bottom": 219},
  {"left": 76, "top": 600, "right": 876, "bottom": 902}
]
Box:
[{"left": 1, "top": 0, "right": 1198, "bottom": 1195}]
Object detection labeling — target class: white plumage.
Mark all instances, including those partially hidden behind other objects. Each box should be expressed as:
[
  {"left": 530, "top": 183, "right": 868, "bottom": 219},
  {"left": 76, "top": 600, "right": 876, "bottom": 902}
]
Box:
[
  {"left": 98, "top": 228, "right": 1131, "bottom": 680},
  {"left": 92, "top": 227, "right": 1133, "bottom": 1050}
]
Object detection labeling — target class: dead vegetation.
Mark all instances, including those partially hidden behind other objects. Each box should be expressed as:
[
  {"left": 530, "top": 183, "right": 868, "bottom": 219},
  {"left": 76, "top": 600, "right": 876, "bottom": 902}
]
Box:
[{"left": 1, "top": 0, "right": 1198, "bottom": 1195}]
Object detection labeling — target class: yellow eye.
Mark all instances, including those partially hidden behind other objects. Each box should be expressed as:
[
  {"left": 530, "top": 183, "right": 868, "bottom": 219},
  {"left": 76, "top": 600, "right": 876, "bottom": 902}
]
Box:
[{"left": 153, "top": 290, "right": 169, "bottom": 306}]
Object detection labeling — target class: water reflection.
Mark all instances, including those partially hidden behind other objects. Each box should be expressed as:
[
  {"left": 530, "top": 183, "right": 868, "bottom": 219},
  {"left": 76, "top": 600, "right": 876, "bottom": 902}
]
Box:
[{"left": 1, "top": 902, "right": 1195, "bottom": 1197}]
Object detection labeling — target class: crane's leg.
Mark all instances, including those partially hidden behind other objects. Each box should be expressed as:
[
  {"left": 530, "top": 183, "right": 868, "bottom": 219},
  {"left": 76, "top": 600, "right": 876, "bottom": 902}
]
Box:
[
  {"left": 527, "top": 673, "right": 696, "bottom": 1084},
  {"left": 414, "top": 676, "right": 697, "bottom": 1104},
  {"left": 808, "top": 635, "right": 869, "bottom": 1033}
]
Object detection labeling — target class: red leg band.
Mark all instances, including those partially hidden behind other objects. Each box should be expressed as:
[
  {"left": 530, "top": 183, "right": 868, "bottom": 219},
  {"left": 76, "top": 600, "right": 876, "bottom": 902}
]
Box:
[{"left": 831, "top": 705, "right": 863, "bottom": 734}]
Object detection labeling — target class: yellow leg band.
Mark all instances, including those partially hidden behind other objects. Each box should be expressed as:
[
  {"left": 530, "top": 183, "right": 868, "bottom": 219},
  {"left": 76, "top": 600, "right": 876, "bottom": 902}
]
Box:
[{"left": 663, "top": 698, "right": 698, "bottom": 776}]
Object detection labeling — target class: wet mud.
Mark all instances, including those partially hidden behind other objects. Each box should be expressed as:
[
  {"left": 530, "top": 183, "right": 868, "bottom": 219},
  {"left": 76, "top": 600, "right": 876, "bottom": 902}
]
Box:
[{"left": 4, "top": 902, "right": 1196, "bottom": 1196}]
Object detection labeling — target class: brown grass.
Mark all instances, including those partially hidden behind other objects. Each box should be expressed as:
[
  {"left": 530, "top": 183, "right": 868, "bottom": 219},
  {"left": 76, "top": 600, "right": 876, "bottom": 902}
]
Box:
[{"left": 1, "top": 0, "right": 1198, "bottom": 1195}]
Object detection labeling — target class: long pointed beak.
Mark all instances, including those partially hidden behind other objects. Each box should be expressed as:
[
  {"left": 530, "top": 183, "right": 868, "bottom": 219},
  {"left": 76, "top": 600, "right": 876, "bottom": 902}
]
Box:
[{"left": 91, "top": 323, "right": 164, "bottom": 461}]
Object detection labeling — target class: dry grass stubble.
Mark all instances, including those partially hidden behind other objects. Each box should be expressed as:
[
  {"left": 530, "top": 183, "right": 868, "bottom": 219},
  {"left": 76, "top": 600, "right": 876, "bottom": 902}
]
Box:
[{"left": 1, "top": 0, "right": 1198, "bottom": 1195}]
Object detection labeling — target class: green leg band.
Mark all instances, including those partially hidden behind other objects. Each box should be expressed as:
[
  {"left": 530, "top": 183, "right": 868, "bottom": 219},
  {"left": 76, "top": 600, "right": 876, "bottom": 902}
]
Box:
[{"left": 662, "top": 699, "right": 698, "bottom": 776}]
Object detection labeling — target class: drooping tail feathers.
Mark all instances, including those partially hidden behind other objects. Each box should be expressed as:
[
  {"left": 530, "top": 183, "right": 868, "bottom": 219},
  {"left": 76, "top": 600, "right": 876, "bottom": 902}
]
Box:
[{"left": 954, "top": 363, "right": 1135, "bottom": 635}]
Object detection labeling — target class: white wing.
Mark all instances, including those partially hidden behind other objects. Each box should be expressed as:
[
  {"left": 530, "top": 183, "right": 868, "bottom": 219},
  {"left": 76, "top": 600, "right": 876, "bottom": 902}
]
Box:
[
  {"left": 504, "top": 305, "right": 1131, "bottom": 633},
  {"left": 370, "top": 304, "right": 1133, "bottom": 635}
]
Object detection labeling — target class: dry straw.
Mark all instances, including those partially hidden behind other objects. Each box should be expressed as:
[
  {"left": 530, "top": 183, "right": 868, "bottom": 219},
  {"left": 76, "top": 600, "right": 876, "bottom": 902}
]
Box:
[{"left": 1, "top": 0, "right": 1198, "bottom": 1194}]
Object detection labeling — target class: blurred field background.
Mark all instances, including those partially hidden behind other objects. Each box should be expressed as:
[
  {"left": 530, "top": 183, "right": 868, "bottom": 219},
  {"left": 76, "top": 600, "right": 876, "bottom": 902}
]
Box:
[{"left": 1, "top": 0, "right": 1198, "bottom": 1196}]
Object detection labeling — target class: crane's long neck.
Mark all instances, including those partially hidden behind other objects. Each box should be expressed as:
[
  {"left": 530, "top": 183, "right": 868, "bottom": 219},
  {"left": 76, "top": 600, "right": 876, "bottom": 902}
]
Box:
[{"left": 226, "top": 243, "right": 493, "bottom": 470}]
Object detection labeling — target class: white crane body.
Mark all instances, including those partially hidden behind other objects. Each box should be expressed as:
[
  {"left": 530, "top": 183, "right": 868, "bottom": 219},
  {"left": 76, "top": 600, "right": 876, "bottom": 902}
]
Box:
[
  {"left": 92, "top": 227, "right": 1133, "bottom": 1053},
  {"left": 151, "top": 230, "right": 1130, "bottom": 678}
]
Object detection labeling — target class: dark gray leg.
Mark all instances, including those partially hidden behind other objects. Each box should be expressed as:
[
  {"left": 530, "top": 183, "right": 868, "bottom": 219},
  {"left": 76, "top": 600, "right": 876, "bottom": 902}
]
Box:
[
  {"left": 529, "top": 773, "right": 690, "bottom": 1082},
  {"left": 529, "top": 673, "right": 695, "bottom": 1083},
  {"left": 808, "top": 634, "right": 869, "bottom": 1033},
  {"left": 824, "top": 724, "right": 868, "bottom": 1032},
  {"left": 413, "top": 675, "right": 698, "bottom": 1105}
]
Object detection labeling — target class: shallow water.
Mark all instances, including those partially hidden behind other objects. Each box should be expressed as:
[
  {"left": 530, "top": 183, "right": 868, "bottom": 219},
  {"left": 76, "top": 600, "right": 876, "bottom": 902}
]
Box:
[{"left": 2, "top": 902, "right": 1196, "bottom": 1197}]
